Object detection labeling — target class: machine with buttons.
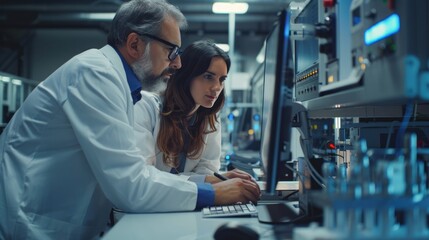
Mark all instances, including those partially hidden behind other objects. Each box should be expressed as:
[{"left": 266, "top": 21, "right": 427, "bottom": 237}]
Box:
[
  {"left": 289, "top": 2, "right": 429, "bottom": 239},
  {"left": 292, "top": 0, "right": 320, "bottom": 102},
  {"left": 300, "top": 0, "right": 429, "bottom": 112}
]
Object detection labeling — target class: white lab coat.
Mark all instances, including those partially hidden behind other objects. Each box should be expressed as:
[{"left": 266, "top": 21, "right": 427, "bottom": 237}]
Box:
[
  {"left": 0, "top": 45, "right": 199, "bottom": 240},
  {"left": 133, "top": 91, "right": 221, "bottom": 180}
]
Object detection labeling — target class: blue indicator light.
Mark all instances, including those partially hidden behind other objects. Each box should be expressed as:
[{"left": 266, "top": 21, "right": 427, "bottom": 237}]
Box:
[
  {"left": 253, "top": 124, "right": 260, "bottom": 132},
  {"left": 227, "top": 113, "right": 234, "bottom": 121},
  {"left": 253, "top": 114, "right": 260, "bottom": 121},
  {"left": 353, "top": 16, "right": 361, "bottom": 26},
  {"left": 364, "top": 14, "right": 400, "bottom": 45},
  {"left": 225, "top": 155, "right": 231, "bottom": 160}
]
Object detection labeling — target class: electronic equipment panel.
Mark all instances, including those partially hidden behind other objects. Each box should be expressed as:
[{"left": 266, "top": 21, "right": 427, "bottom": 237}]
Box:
[
  {"left": 292, "top": 0, "right": 320, "bottom": 102},
  {"left": 303, "top": 0, "right": 429, "bottom": 112}
]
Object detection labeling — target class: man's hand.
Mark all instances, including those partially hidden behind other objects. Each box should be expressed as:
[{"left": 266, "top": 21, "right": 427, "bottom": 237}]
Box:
[{"left": 212, "top": 178, "right": 261, "bottom": 205}]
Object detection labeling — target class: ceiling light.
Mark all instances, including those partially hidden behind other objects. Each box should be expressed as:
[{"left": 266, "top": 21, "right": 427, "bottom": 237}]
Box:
[
  {"left": 12, "top": 79, "right": 22, "bottom": 85},
  {"left": 216, "top": 43, "right": 230, "bottom": 52},
  {"left": 212, "top": 2, "right": 249, "bottom": 14},
  {"left": 84, "top": 13, "right": 115, "bottom": 20},
  {"left": 1, "top": 76, "right": 10, "bottom": 82}
]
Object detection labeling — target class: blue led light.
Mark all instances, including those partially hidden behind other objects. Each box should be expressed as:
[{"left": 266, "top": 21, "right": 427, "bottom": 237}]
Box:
[
  {"left": 364, "top": 14, "right": 400, "bottom": 45},
  {"left": 253, "top": 114, "right": 260, "bottom": 121},
  {"left": 227, "top": 113, "right": 234, "bottom": 121},
  {"left": 353, "top": 16, "right": 361, "bottom": 26},
  {"left": 253, "top": 124, "right": 260, "bottom": 132}
]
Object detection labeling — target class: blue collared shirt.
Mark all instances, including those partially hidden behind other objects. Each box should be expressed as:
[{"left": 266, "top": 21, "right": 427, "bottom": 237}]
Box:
[
  {"left": 113, "top": 47, "right": 142, "bottom": 104},
  {"left": 114, "top": 47, "right": 215, "bottom": 209}
]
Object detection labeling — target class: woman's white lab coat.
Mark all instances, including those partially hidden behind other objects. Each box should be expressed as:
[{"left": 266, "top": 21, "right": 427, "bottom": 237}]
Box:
[
  {"left": 0, "top": 45, "right": 199, "bottom": 240},
  {"left": 133, "top": 91, "right": 221, "bottom": 179}
]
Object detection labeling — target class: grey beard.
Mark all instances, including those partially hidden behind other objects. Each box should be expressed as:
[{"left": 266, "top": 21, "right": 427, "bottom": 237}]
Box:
[
  {"left": 141, "top": 75, "right": 168, "bottom": 94},
  {"left": 131, "top": 47, "right": 168, "bottom": 94},
  {"left": 131, "top": 45, "right": 174, "bottom": 94}
]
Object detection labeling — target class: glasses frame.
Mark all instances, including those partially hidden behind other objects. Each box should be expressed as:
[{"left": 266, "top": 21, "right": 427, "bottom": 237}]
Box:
[{"left": 137, "top": 33, "right": 182, "bottom": 61}]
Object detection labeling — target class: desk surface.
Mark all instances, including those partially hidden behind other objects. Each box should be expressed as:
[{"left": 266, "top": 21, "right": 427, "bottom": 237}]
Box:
[
  {"left": 103, "top": 209, "right": 295, "bottom": 240},
  {"left": 103, "top": 182, "right": 299, "bottom": 240},
  {"left": 257, "top": 181, "right": 299, "bottom": 191}
]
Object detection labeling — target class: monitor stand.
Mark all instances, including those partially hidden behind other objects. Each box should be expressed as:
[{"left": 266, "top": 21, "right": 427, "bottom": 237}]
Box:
[{"left": 257, "top": 202, "right": 300, "bottom": 224}]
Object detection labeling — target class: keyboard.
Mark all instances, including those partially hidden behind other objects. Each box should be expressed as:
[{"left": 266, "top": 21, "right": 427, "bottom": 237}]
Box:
[{"left": 202, "top": 202, "right": 258, "bottom": 218}]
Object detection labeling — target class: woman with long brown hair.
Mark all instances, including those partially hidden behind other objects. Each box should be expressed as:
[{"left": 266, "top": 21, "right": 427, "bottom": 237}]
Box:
[{"left": 134, "top": 40, "right": 253, "bottom": 184}]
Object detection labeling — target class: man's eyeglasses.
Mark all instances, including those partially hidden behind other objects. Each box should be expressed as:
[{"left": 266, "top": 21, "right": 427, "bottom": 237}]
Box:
[{"left": 137, "top": 33, "right": 182, "bottom": 61}]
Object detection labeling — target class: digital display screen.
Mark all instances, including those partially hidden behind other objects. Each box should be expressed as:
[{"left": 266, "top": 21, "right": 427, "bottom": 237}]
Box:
[{"left": 365, "top": 14, "right": 400, "bottom": 45}]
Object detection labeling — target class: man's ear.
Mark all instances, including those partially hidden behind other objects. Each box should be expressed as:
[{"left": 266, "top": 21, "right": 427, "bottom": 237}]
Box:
[{"left": 125, "top": 32, "right": 145, "bottom": 60}]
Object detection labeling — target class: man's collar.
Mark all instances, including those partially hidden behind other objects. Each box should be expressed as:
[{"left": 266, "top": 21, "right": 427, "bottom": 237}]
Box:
[{"left": 112, "top": 46, "right": 142, "bottom": 104}]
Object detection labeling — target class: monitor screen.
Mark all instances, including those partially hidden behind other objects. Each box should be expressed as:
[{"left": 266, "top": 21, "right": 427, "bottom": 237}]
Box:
[{"left": 260, "top": 9, "right": 294, "bottom": 195}]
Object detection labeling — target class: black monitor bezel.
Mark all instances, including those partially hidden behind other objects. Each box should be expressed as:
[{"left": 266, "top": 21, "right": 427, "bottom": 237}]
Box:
[{"left": 260, "top": 9, "right": 293, "bottom": 195}]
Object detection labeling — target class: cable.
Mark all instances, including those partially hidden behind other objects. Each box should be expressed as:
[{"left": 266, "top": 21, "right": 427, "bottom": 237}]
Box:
[
  {"left": 383, "top": 120, "right": 399, "bottom": 160},
  {"left": 395, "top": 100, "right": 414, "bottom": 157},
  {"left": 298, "top": 137, "right": 325, "bottom": 185},
  {"left": 319, "top": 153, "right": 344, "bottom": 159},
  {"left": 282, "top": 190, "right": 299, "bottom": 200},
  {"left": 286, "top": 158, "right": 326, "bottom": 189},
  {"left": 302, "top": 157, "right": 326, "bottom": 188},
  {"left": 284, "top": 163, "right": 305, "bottom": 184}
]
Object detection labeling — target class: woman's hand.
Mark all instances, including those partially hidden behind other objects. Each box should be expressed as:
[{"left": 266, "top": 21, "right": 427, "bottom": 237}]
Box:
[
  {"left": 205, "top": 169, "right": 261, "bottom": 195},
  {"left": 204, "top": 169, "right": 252, "bottom": 183},
  {"left": 223, "top": 168, "right": 252, "bottom": 181}
]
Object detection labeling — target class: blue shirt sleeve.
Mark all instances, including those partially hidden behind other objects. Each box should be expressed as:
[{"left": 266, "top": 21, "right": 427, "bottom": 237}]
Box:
[{"left": 195, "top": 183, "right": 215, "bottom": 209}]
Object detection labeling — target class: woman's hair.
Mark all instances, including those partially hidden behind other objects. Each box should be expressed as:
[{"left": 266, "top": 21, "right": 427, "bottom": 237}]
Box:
[
  {"left": 157, "top": 40, "right": 231, "bottom": 167},
  {"left": 107, "top": 0, "right": 187, "bottom": 47}
]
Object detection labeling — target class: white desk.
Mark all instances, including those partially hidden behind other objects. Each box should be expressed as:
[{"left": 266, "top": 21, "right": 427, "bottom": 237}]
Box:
[
  {"left": 102, "top": 182, "right": 299, "bottom": 239},
  {"left": 257, "top": 181, "right": 299, "bottom": 191},
  {"left": 102, "top": 209, "right": 295, "bottom": 240}
]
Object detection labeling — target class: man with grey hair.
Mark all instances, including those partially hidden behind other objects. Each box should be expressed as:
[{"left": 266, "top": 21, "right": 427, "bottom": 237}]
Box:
[{"left": 0, "top": 0, "right": 260, "bottom": 239}]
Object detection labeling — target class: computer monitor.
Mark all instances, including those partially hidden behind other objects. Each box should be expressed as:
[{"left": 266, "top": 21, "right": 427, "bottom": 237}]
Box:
[
  {"left": 260, "top": 9, "right": 294, "bottom": 196},
  {"left": 257, "top": 9, "right": 301, "bottom": 224}
]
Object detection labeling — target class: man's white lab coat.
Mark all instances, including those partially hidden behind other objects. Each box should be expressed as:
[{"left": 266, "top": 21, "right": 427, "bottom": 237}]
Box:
[
  {"left": 133, "top": 91, "right": 221, "bottom": 177},
  {"left": 0, "top": 45, "right": 199, "bottom": 240}
]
